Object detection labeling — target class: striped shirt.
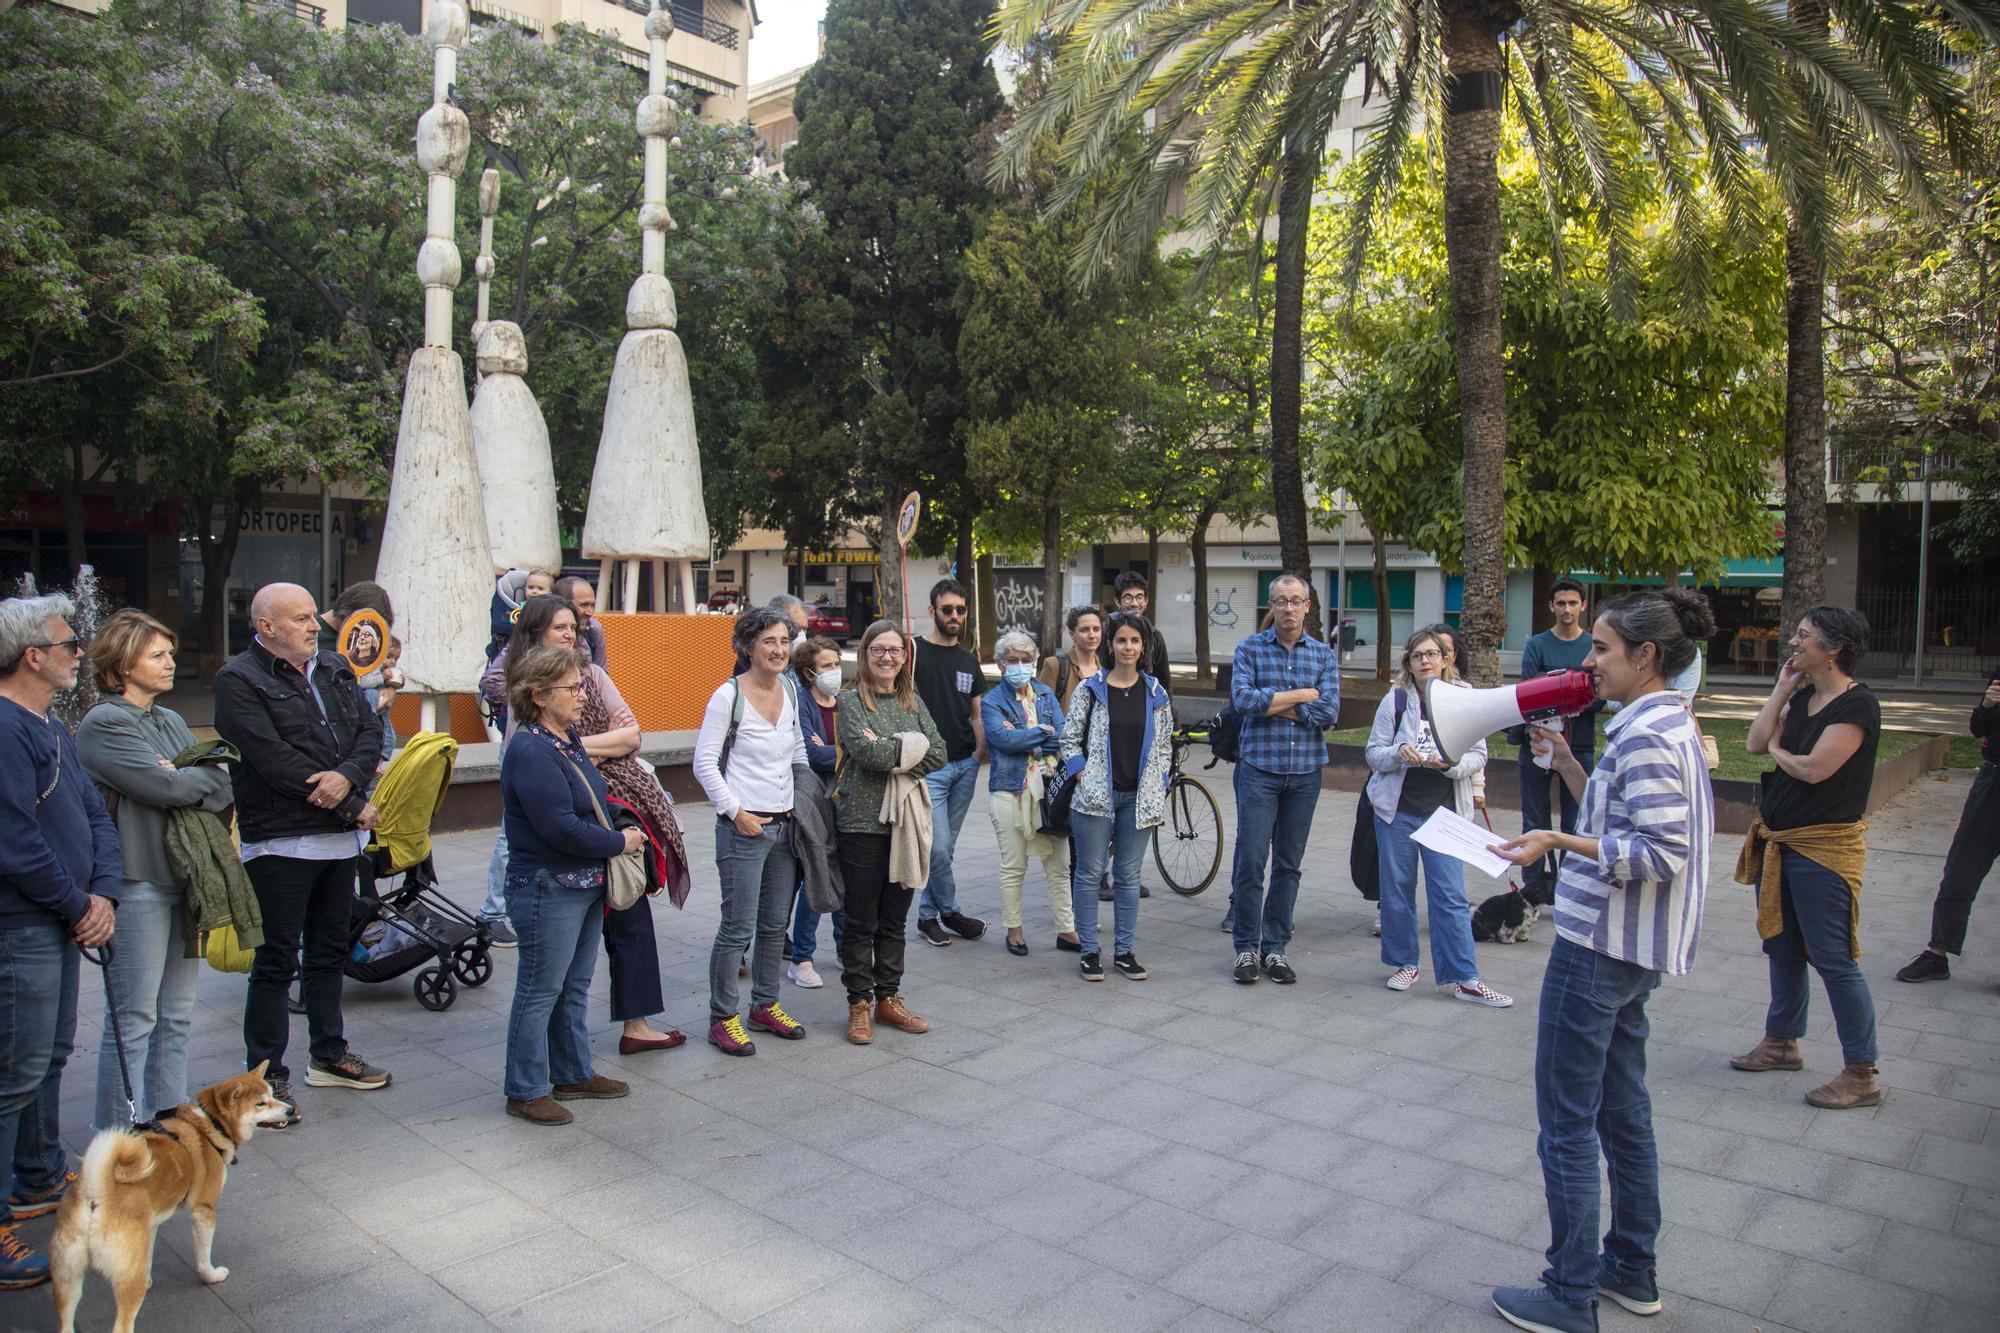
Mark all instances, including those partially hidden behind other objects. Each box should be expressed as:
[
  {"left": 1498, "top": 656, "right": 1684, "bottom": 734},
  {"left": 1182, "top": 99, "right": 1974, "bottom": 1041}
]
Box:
[{"left": 1555, "top": 690, "right": 1711, "bottom": 975}]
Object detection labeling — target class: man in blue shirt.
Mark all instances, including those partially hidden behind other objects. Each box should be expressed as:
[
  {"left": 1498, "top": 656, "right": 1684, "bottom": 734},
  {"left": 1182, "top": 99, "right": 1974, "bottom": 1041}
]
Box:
[
  {"left": 1227, "top": 573, "right": 1340, "bottom": 984},
  {"left": 0, "top": 594, "right": 121, "bottom": 1288},
  {"left": 1516, "top": 579, "right": 1607, "bottom": 905}
]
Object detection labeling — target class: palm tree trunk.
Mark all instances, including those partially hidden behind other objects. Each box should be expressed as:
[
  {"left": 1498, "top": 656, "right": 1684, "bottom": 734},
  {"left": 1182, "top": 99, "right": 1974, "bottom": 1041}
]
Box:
[
  {"left": 1270, "top": 144, "right": 1316, "bottom": 618},
  {"left": 1042, "top": 497, "right": 1065, "bottom": 658},
  {"left": 1373, "top": 526, "right": 1392, "bottom": 682},
  {"left": 1440, "top": 6, "right": 1514, "bottom": 686},
  {"left": 1779, "top": 0, "right": 1830, "bottom": 635},
  {"left": 1191, "top": 500, "right": 1217, "bottom": 683},
  {"left": 877, "top": 490, "right": 905, "bottom": 632}
]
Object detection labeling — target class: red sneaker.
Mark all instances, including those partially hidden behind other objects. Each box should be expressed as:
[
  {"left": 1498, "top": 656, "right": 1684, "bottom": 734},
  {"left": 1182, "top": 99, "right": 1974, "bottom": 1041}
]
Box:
[
  {"left": 748, "top": 1002, "right": 806, "bottom": 1040},
  {"left": 708, "top": 1016, "right": 756, "bottom": 1056}
]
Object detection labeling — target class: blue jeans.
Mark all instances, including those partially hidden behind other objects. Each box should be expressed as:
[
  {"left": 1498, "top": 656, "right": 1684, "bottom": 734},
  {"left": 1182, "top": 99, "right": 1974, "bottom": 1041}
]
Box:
[
  {"left": 1071, "top": 791, "right": 1152, "bottom": 956},
  {"left": 1764, "top": 850, "right": 1879, "bottom": 1064},
  {"left": 711, "top": 820, "right": 796, "bottom": 1022},
  {"left": 1535, "top": 935, "right": 1663, "bottom": 1308},
  {"left": 481, "top": 828, "right": 510, "bottom": 920},
  {"left": 1520, "top": 750, "right": 1592, "bottom": 902},
  {"left": 1229, "top": 762, "right": 1321, "bottom": 956},
  {"left": 919, "top": 756, "right": 980, "bottom": 921},
  {"left": 1376, "top": 810, "right": 1479, "bottom": 985},
  {"left": 789, "top": 889, "right": 845, "bottom": 965},
  {"left": 0, "top": 923, "right": 79, "bottom": 1220},
  {"left": 93, "top": 881, "right": 198, "bottom": 1130},
  {"left": 503, "top": 870, "right": 604, "bottom": 1102}
]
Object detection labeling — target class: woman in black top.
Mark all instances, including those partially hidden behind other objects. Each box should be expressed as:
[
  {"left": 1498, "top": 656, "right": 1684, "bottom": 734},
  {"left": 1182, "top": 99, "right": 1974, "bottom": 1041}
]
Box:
[{"left": 1734, "top": 606, "right": 1883, "bottom": 1109}]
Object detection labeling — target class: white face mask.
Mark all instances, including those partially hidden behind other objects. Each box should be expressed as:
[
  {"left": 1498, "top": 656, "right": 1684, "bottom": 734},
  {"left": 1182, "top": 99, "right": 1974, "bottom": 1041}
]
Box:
[
  {"left": 793, "top": 630, "right": 807, "bottom": 649},
  {"left": 814, "top": 668, "right": 842, "bottom": 696}
]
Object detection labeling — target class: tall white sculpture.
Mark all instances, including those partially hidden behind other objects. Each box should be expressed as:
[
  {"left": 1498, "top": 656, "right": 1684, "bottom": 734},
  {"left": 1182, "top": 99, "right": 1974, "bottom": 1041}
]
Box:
[
  {"left": 373, "top": 0, "right": 494, "bottom": 726},
  {"left": 469, "top": 168, "right": 562, "bottom": 574},
  {"left": 579, "top": 0, "right": 710, "bottom": 613}
]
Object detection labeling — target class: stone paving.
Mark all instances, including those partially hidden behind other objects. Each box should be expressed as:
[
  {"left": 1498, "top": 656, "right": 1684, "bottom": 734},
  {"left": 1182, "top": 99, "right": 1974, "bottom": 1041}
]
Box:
[{"left": 8, "top": 765, "right": 1995, "bottom": 1332}]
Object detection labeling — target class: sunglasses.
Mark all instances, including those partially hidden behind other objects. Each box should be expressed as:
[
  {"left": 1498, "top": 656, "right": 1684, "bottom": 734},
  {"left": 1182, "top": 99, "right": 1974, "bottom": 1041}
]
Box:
[{"left": 32, "top": 638, "right": 84, "bottom": 655}]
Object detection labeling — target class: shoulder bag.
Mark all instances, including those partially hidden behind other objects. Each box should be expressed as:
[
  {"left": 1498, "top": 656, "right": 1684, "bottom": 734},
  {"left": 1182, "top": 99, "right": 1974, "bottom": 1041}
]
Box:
[
  {"left": 1038, "top": 690, "right": 1094, "bottom": 837},
  {"left": 554, "top": 750, "right": 648, "bottom": 911}
]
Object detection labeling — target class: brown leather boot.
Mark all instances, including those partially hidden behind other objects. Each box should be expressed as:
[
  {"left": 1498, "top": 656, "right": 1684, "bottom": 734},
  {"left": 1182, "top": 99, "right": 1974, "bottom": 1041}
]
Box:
[
  {"left": 1806, "top": 1062, "right": 1883, "bottom": 1109},
  {"left": 846, "top": 1000, "right": 873, "bottom": 1045},
  {"left": 1730, "top": 1035, "right": 1804, "bottom": 1072},
  {"left": 506, "top": 1096, "right": 574, "bottom": 1126},
  {"left": 552, "top": 1074, "right": 630, "bottom": 1101},
  {"left": 874, "top": 993, "right": 929, "bottom": 1034}
]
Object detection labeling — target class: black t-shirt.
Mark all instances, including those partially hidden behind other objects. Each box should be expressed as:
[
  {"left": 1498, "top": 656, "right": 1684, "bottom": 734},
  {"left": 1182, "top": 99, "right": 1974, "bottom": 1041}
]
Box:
[
  {"left": 913, "top": 638, "right": 989, "bottom": 762},
  {"left": 1760, "top": 682, "right": 1882, "bottom": 830},
  {"left": 1107, "top": 680, "right": 1146, "bottom": 792},
  {"left": 1398, "top": 765, "right": 1453, "bottom": 819}
]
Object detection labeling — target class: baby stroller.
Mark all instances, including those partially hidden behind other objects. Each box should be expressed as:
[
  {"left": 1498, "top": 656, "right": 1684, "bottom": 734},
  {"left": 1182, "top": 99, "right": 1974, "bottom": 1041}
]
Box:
[{"left": 344, "top": 732, "right": 493, "bottom": 1011}]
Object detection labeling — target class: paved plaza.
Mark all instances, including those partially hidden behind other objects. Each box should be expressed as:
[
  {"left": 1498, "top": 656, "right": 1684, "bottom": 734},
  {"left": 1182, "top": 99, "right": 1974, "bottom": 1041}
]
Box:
[{"left": 8, "top": 766, "right": 1996, "bottom": 1332}]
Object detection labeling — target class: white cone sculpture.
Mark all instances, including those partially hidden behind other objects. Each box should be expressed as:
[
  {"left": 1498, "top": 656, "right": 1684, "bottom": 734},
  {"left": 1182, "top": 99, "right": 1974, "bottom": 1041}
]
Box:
[
  {"left": 579, "top": 0, "right": 710, "bottom": 611},
  {"left": 373, "top": 0, "right": 494, "bottom": 711},
  {"left": 469, "top": 169, "right": 562, "bottom": 574}
]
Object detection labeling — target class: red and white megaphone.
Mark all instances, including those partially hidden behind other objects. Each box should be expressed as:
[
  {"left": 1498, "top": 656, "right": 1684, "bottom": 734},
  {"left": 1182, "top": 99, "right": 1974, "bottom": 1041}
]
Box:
[{"left": 1422, "top": 671, "right": 1597, "bottom": 770}]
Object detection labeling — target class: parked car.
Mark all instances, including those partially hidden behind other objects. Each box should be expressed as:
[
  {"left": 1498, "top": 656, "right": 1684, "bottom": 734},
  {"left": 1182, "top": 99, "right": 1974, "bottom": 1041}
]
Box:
[
  {"left": 706, "top": 590, "right": 740, "bottom": 613},
  {"left": 807, "top": 604, "right": 853, "bottom": 643}
]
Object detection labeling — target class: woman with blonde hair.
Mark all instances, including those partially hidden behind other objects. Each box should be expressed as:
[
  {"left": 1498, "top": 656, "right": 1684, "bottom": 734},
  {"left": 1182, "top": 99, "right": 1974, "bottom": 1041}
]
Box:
[
  {"left": 1363, "top": 627, "right": 1507, "bottom": 1007},
  {"left": 76, "top": 611, "right": 235, "bottom": 1131},
  {"left": 833, "top": 620, "right": 945, "bottom": 1043}
]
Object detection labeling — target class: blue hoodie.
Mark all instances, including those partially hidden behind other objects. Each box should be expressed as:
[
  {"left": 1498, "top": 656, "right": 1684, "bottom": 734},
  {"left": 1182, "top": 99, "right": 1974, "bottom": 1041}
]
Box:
[{"left": 0, "top": 697, "right": 123, "bottom": 928}]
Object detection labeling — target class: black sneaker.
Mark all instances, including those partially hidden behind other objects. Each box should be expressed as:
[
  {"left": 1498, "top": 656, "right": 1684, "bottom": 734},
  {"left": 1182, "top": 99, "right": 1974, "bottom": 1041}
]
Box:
[
  {"left": 306, "top": 1050, "right": 391, "bottom": 1090},
  {"left": 917, "top": 918, "right": 951, "bottom": 947},
  {"left": 940, "top": 911, "right": 986, "bottom": 941},
  {"left": 266, "top": 1077, "right": 303, "bottom": 1128},
  {"left": 481, "top": 917, "right": 518, "bottom": 948},
  {"left": 1139, "top": 885, "right": 1150, "bottom": 899},
  {"left": 1263, "top": 952, "right": 1297, "bottom": 985},
  {"left": 1218, "top": 911, "right": 1235, "bottom": 933},
  {"left": 1113, "top": 953, "right": 1148, "bottom": 980},
  {"left": 1232, "top": 950, "right": 1261, "bottom": 984},
  {"left": 1080, "top": 952, "right": 1105, "bottom": 981},
  {"left": 1896, "top": 950, "right": 1950, "bottom": 983}
]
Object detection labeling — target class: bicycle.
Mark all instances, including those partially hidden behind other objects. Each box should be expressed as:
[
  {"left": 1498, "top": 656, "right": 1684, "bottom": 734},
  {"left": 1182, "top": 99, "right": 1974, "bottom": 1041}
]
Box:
[{"left": 1153, "top": 721, "right": 1225, "bottom": 895}]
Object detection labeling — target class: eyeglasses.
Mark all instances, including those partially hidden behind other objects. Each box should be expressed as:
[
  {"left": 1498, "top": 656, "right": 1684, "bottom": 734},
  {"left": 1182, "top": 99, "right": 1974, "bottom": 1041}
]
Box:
[
  {"left": 1410, "top": 650, "right": 1445, "bottom": 662},
  {"left": 31, "top": 638, "right": 84, "bottom": 655},
  {"left": 1269, "top": 597, "right": 1309, "bottom": 609},
  {"left": 547, "top": 682, "right": 587, "bottom": 696},
  {"left": 867, "top": 647, "right": 906, "bottom": 660}
]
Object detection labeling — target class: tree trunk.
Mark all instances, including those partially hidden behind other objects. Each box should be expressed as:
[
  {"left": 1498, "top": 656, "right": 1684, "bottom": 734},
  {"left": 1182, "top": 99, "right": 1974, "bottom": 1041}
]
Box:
[
  {"left": 1781, "top": 222, "right": 1828, "bottom": 634},
  {"left": 976, "top": 550, "right": 997, "bottom": 659},
  {"left": 1440, "top": 5, "right": 1514, "bottom": 686},
  {"left": 196, "top": 478, "right": 257, "bottom": 664},
  {"left": 1042, "top": 498, "right": 1065, "bottom": 661},
  {"left": 1145, "top": 524, "right": 1160, "bottom": 590},
  {"left": 1191, "top": 501, "right": 1216, "bottom": 683},
  {"left": 1270, "top": 144, "right": 1317, "bottom": 629},
  {"left": 1531, "top": 563, "right": 1557, "bottom": 635},
  {"left": 60, "top": 441, "right": 89, "bottom": 578},
  {"left": 956, "top": 520, "right": 978, "bottom": 654},
  {"left": 878, "top": 490, "right": 905, "bottom": 633},
  {"left": 1373, "top": 526, "right": 1393, "bottom": 682}
]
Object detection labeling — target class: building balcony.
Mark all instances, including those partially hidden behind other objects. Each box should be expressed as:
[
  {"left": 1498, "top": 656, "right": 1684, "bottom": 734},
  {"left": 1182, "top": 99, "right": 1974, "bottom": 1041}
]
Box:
[
  {"left": 254, "top": 0, "right": 328, "bottom": 24},
  {"left": 616, "top": 0, "right": 738, "bottom": 49}
]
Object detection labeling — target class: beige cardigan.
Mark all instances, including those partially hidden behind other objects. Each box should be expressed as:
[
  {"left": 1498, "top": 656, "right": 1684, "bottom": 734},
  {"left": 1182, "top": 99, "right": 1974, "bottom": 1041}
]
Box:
[{"left": 877, "top": 732, "right": 936, "bottom": 889}]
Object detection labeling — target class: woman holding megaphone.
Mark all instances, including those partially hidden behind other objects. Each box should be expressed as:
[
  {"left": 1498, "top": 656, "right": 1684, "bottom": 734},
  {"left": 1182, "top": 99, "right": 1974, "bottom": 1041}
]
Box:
[{"left": 1485, "top": 588, "right": 1715, "bottom": 1333}]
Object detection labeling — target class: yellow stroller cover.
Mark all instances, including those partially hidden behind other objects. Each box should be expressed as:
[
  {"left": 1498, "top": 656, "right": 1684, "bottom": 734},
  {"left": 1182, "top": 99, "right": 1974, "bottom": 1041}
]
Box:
[{"left": 366, "top": 732, "right": 459, "bottom": 874}]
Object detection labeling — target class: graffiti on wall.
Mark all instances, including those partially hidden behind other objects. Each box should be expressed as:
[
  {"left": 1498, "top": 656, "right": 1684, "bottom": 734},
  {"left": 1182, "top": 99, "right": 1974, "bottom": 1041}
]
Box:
[
  {"left": 1208, "top": 582, "right": 1244, "bottom": 629},
  {"left": 994, "top": 570, "right": 1045, "bottom": 637}
]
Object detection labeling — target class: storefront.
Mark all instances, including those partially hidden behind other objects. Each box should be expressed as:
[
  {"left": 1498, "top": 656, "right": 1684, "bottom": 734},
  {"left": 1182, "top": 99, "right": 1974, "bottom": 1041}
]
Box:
[{"left": 1573, "top": 557, "right": 1785, "bottom": 676}]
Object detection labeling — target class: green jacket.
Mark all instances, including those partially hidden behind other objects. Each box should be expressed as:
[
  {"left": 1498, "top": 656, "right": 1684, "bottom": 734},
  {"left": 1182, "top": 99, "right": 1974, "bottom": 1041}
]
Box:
[
  {"left": 832, "top": 690, "right": 947, "bottom": 835},
  {"left": 161, "top": 742, "right": 265, "bottom": 955}
]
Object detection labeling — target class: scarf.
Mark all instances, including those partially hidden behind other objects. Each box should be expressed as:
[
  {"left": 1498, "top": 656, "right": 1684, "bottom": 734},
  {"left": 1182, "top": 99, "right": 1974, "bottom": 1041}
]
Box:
[{"left": 1734, "top": 817, "right": 1868, "bottom": 958}]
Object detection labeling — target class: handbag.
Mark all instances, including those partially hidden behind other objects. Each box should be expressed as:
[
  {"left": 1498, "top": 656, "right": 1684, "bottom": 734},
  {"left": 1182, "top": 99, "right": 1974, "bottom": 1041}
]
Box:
[
  {"left": 1038, "top": 691, "right": 1094, "bottom": 837},
  {"left": 555, "top": 752, "right": 648, "bottom": 911},
  {"left": 204, "top": 925, "right": 255, "bottom": 973}
]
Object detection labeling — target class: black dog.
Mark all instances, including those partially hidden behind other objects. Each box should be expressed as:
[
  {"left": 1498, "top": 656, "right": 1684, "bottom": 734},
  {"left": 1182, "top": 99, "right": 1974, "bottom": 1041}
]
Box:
[{"left": 1471, "top": 888, "right": 1538, "bottom": 944}]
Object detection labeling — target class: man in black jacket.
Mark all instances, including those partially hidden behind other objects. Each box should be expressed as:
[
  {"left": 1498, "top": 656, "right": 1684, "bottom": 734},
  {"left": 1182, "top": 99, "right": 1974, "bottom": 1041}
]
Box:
[
  {"left": 214, "top": 582, "right": 390, "bottom": 1122},
  {"left": 1897, "top": 663, "right": 2000, "bottom": 984}
]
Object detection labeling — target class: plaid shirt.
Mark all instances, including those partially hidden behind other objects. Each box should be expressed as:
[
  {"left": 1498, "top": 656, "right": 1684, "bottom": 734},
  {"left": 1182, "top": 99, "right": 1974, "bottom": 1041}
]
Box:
[
  {"left": 1229, "top": 629, "right": 1340, "bottom": 775},
  {"left": 1555, "top": 690, "right": 1712, "bottom": 975}
]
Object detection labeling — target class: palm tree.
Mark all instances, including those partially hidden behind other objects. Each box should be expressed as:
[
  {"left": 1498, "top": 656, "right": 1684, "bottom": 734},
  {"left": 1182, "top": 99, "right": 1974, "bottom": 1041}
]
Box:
[{"left": 992, "top": 0, "right": 1992, "bottom": 682}]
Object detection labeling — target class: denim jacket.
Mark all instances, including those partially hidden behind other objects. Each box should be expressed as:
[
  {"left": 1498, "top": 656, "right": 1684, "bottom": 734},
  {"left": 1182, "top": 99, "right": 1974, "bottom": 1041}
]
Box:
[
  {"left": 1058, "top": 672, "right": 1173, "bottom": 828},
  {"left": 981, "top": 680, "right": 1065, "bottom": 794}
]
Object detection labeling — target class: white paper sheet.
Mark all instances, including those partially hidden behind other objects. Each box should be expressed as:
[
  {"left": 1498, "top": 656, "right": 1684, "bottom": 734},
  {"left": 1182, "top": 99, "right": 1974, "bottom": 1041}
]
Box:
[{"left": 1411, "top": 806, "right": 1515, "bottom": 879}]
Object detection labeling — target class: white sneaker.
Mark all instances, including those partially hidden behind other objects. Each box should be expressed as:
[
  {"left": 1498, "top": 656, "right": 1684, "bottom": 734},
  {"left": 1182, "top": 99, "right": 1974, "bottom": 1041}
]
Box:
[
  {"left": 786, "top": 961, "right": 824, "bottom": 989},
  {"left": 1454, "top": 979, "right": 1514, "bottom": 1008},
  {"left": 1372, "top": 910, "right": 1381, "bottom": 937},
  {"left": 1386, "top": 966, "right": 1420, "bottom": 991}
]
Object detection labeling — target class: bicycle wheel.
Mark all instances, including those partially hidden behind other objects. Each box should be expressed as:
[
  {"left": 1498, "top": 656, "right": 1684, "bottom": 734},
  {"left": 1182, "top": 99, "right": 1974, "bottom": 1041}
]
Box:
[{"left": 1154, "top": 774, "right": 1224, "bottom": 895}]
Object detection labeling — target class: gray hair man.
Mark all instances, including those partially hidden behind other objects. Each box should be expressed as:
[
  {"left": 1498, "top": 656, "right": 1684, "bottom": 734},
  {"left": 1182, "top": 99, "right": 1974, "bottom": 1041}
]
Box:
[
  {"left": 212, "top": 583, "right": 390, "bottom": 1124},
  {"left": 0, "top": 593, "right": 121, "bottom": 1284}
]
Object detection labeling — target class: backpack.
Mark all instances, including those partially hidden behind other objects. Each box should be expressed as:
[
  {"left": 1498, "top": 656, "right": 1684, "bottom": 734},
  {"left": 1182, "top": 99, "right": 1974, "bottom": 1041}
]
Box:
[
  {"left": 1348, "top": 689, "right": 1409, "bottom": 901},
  {"left": 719, "top": 673, "right": 803, "bottom": 778},
  {"left": 1207, "top": 705, "right": 1245, "bottom": 765}
]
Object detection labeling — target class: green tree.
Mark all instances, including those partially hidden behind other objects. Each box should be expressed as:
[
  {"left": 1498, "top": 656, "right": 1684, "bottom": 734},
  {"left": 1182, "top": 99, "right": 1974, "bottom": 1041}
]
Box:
[
  {"left": 994, "top": 0, "right": 1985, "bottom": 682},
  {"left": 760, "top": 0, "right": 1002, "bottom": 621},
  {"left": 1308, "top": 130, "right": 1787, "bottom": 673}
]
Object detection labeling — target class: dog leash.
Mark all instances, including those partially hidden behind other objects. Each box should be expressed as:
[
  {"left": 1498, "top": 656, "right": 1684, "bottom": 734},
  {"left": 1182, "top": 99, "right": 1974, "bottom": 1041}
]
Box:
[
  {"left": 79, "top": 941, "right": 158, "bottom": 1134},
  {"left": 1475, "top": 806, "right": 1528, "bottom": 895}
]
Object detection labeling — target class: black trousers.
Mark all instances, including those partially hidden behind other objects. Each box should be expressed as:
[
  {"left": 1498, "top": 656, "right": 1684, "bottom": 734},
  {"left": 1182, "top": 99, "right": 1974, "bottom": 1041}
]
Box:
[
  {"left": 836, "top": 833, "right": 914, "bottom": 1005},
  {"left": 1931, "top": 761, "right": 2000, "bottom": 955},
  {"left": 603, "top": 898, "right": 665, "bottom": 1022},
  {"left": 244, "top": 855, "right": 355, "bottom": 1081}
]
